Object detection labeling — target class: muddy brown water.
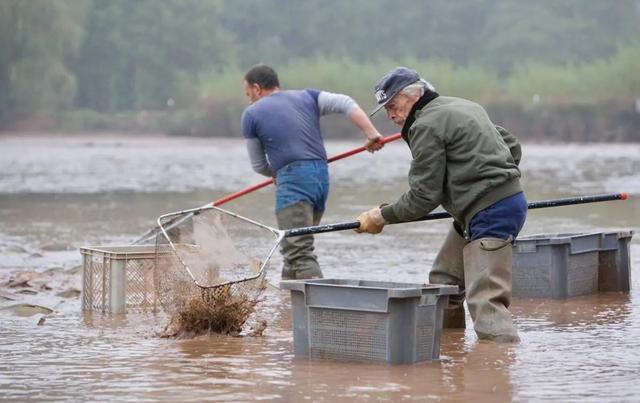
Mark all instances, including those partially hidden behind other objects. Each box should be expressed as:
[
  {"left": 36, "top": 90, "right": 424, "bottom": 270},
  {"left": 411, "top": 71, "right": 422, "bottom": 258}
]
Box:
[{"left": 1, "top": 134, "right": 639, "bottom": 401}]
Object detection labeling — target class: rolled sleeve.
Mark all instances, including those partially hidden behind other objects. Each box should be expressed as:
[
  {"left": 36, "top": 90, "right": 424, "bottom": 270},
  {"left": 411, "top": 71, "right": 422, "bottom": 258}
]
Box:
[{"left": 317, "top": 91, "right": 358, "bottom": 116}]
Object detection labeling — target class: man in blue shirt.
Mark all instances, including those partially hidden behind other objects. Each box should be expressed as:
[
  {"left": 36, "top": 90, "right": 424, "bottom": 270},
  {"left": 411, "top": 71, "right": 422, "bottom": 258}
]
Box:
[{"left": 241, "top": 64, "right": 383, "bottom": 279}]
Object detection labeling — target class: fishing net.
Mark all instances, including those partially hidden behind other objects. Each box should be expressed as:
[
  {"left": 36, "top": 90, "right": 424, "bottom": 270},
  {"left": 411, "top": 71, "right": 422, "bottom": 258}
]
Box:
[{"left": 154, "top": 206, "right": 282, "bottom": 334}]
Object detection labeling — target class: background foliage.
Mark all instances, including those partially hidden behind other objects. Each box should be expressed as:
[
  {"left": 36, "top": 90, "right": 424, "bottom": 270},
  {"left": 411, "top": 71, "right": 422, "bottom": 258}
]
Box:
[{"left": 1, "top": 0, "right": 639, "bottom": 140}]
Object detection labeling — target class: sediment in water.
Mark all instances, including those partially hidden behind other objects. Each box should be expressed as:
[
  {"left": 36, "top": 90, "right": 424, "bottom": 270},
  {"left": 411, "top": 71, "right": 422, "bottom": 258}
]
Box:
[{"left": 161, "top": 292, "right": 261, "bottom": 338}]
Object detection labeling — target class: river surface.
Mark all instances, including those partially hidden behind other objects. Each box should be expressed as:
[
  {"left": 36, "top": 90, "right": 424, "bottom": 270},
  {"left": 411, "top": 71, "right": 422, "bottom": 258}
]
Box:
[{"left": 1, "top": 134, "right": 639, "bottom": 402}]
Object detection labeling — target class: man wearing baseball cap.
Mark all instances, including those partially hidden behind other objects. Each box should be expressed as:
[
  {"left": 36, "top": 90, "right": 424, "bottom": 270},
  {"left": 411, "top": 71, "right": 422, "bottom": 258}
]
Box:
[{"left": 355, "top": 66, "right": 527, "bottom": 343}]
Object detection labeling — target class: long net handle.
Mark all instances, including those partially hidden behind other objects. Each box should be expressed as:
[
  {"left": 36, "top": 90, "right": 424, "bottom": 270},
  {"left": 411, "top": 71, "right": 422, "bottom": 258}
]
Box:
[
  {"left": 285, "top": 192, "right": 629, "bottom": 237},
  {"left": 133, "top": 133, "right": 401, "bottom": 245},
  {"left": 212, "top": 133, "right": 401, "bottom": 206}
]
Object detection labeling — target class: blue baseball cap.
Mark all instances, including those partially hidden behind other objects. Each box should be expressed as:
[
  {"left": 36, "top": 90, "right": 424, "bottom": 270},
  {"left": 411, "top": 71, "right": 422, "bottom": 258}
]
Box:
[{"left": 371, "top": 66, "right": 421, "bottom": 115}]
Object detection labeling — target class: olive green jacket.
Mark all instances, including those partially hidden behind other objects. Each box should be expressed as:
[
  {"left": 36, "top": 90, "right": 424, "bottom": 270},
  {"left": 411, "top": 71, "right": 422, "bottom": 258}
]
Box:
[{"left": 380, "top": 95, "right": 522, "bottom": 233}]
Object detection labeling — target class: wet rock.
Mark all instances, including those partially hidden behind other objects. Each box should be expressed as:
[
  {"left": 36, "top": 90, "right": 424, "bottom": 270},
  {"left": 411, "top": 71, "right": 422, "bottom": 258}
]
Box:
[
  {"left": 65, "top": 265, "right": 83, "bottom": 275},
  {"left": 56, "top": 288, "right": 81, "bottom": 298},
  {"left": 41, "top": 242, "right": 74, "bottom": 252},
  {"left": 30, "top": 253, "right": 44, "bottom": 258},
  {"left": 1, "top": 303, "right": 54, "bottom": 317},
  {"left": 43, "top": 267, "right": 63, "bottom": 276},
  {"left": 0, "top": 291, "right": 16, "bottom": 301},
  {"left": 5, "top": 245, "right": 28, "bottom": 254},
  {"left": 16, "top": 289, "right": 38, "bottom": 295},
  {"left": 5, "top": 271, "right": 42, "bottom": 288}
]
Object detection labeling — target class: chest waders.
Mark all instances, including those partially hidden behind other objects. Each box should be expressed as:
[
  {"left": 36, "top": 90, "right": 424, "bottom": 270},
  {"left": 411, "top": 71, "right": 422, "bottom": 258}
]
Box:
[{"left": 429, "top": 225, "right": 519, "bottom": 342}]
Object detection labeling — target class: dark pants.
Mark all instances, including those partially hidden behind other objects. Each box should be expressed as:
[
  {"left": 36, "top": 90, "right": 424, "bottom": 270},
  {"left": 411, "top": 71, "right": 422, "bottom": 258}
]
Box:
[{"left": 468, "top": 192, "right": 528, "bottom": 241}]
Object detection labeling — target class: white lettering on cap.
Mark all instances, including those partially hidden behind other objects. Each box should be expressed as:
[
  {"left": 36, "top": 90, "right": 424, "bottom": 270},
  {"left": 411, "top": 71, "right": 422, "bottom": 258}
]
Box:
[{"left": 375, "top": 90, "right": 386, "bottom": 103}]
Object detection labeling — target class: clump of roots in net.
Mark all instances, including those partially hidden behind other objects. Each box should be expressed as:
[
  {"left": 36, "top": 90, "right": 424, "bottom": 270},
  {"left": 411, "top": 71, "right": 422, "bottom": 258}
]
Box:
[
  {"left": 160, "top": 291, "right": 262, "bottom": 338},
  {"left": 155, "top": 207, "right": 274, "bottom": 338}
]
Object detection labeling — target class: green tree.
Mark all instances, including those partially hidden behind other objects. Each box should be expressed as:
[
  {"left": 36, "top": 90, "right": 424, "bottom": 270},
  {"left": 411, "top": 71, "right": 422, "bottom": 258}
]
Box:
[
  {"left": 73, "top": 0, "right": 235, "bottom": 112},
  {"left": 219, "top": 0, "right": 639, "bottom": 72},
  {"left": 479, "top": 1, "right": 640, "bottom": 74},
  {"left": 0, "top": 0, "right": 88, "bottom": 122}
]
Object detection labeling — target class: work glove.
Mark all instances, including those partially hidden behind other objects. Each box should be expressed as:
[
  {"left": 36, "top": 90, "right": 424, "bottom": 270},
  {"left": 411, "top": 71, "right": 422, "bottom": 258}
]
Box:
[{"left": 355, "top": 207, "right": 386, "bottom": 234}]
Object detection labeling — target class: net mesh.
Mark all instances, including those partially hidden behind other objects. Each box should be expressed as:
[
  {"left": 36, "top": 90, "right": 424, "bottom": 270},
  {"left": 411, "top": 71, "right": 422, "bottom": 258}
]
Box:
[{"left": 154, "top": 207, "right": 280, "bottom": 317}]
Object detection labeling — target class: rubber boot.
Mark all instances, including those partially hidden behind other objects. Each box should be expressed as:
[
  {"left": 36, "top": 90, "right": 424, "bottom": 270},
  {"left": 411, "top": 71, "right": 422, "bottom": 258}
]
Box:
[
  {"left": 429, "top": 225, "right": 467, "bottom": 329},
  {"left": 276, "top": 201, "right": 323, "bottom": 280},
  {"left": 463, "top": 237, "right": 520, "bottom": 343}
]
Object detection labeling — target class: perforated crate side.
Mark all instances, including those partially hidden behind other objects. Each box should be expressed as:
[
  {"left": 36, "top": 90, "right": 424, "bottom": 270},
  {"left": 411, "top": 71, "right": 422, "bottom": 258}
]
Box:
[
  {"left": 513, "top": 243, "right": 555, "bottom": 298},
  {"left": 513, "top": 235, "right": 600, "bottom": 299},
  {"left": 81, "top": 250, "right": 110, "bottom": 312},
  {"left": 566, "top": 250, "right": 599, "bottom": 297},
  {"left": 415, "top": 304, "right": 436, "bottom": 362},
  {"left": 81, "top": 245, "right": 164, "bottom": 314},
  {"left": 598, "top": 231, "right": 634, "bottom": 292},
  {"left": 309, "top": 308, "right": 388, "bottom": 362},
  {"left": 124, "top": 257, "right": 159, "bottom": 312}
]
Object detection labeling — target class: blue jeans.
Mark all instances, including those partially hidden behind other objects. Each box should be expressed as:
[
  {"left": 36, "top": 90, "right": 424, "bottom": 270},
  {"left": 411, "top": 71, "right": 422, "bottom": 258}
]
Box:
[
  {"left": 275, "top": 160, "right": 329, "bottom": 213},
  {"left": 468, "top": 192, "right": 528, "bottom": 242}
]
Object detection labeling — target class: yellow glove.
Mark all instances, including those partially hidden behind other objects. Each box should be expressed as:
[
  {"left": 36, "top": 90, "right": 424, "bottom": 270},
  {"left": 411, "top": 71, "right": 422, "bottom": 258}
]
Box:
[{"left": 355, "top": 207, "right": 386, "bottom": 234}]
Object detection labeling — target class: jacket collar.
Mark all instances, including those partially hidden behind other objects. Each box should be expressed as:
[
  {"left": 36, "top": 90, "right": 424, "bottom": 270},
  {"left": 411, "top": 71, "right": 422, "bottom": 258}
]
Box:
[{"left": 401, "top": 90, "right": 439, "bottom": 141}]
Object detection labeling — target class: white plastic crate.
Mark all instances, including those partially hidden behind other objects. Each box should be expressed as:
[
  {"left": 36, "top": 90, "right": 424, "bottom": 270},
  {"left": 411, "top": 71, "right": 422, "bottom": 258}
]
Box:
[{"left": 80, "top": 245, "right": 169, "bottom": 313}]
